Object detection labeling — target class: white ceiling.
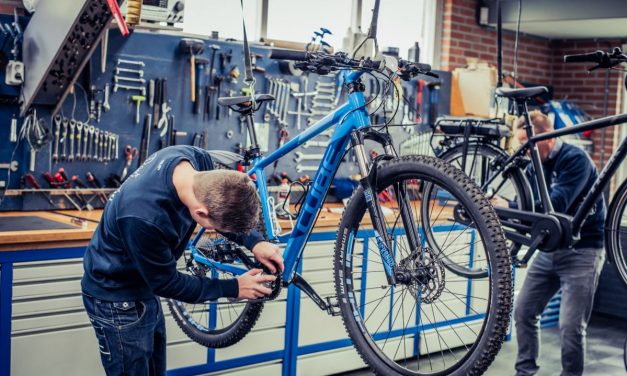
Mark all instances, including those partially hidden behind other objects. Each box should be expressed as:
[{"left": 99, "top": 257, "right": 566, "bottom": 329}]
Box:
[{"left": 503, "top": 18, "right": 627, "bottom": 40}]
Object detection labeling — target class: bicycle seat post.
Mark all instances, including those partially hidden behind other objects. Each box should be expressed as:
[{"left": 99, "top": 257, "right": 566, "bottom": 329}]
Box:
[
  {"left": 244, "top": 112, "right": 259, "bottom": 151},
  {"left": 516, "top": 98, "right": 555, "bottom": 214}
]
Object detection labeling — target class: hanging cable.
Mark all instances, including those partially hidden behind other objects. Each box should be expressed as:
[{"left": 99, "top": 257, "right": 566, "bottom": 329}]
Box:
[{"left": 513, "top": 0, "right": 522, "bottom": 86}]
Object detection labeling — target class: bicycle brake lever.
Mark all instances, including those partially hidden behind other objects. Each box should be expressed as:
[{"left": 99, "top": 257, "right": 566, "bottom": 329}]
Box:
[{"left": 425, "top": 71, "right": 439, "bottom": 78}]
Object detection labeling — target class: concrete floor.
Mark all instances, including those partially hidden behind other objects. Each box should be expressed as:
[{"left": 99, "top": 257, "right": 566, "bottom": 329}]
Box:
[{"left": 339, "top": 314, "right": 627, "bottom": 375}]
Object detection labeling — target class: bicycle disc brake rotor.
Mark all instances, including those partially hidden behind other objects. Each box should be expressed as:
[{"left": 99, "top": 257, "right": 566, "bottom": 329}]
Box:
[{"left": 398, "top": 247, "right": 445, "bottom": 304}]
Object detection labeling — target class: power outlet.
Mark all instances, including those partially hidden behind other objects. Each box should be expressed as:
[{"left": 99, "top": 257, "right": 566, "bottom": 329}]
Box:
[{"left": 5, "top": 60, "right": 24, "bottom": 86}]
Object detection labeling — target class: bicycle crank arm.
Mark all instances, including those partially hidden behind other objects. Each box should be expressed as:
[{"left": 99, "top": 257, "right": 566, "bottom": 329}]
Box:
[{"left": 291, "top": 272, "right": 341, "bottom": 316}]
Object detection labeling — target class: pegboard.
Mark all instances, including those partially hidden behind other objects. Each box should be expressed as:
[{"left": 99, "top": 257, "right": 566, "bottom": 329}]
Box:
[{"left": 0, "top": 27, "right": 450, "bottom": 212}]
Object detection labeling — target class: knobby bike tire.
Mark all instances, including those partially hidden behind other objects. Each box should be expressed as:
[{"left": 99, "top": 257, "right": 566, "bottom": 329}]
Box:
[
  {"left": 334, "top": 155, "right": 512, "bottom": 375},
  {"left": 606, "top": 178, "right": 627, "bottom": 289}
]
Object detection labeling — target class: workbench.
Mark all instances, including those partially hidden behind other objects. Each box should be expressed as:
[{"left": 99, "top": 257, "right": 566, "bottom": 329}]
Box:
[{"left": 0, "top": 208, "right": 495, "bottom": 376}]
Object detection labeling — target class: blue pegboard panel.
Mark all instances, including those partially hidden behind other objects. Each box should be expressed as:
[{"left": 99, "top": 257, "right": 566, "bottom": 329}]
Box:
[{"left": 0, "top": 27, "right": 450, "bottom": 212}]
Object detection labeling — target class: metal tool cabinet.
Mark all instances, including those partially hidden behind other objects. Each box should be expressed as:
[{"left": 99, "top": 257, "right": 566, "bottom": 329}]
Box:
[{"left": 0, "top": 225, "right": 494, "bottom": 376}]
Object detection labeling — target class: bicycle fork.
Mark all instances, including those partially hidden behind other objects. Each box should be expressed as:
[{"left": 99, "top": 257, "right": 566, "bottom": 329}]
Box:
[{"left": 350, "top": 131, "right": 423, "bottom": 286}]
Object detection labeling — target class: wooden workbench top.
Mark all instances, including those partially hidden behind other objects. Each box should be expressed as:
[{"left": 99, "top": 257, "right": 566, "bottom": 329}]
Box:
[
  {"left": 0, "top": 211, "right": 99, "bottom": 251},
  {"left": 0, "top": 195, "right": 457, "bottom": 252},
  {"left": 0, "top": 205, "right": 347, "bottom": 251},
  {"left": 0, "top": 198, "right": 454, "bottom": 251}
]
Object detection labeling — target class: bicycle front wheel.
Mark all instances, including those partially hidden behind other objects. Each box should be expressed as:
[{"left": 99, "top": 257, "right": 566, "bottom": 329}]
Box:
[
  {"left": 606, "top": 179, "right": 627, "bottom": 288},
  {"left": 334, "top": 156, "right": 512, "bottom": 375}
]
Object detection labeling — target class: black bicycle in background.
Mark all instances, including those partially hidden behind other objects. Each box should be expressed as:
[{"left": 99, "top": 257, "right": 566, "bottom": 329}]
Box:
[{"left": 422, "top": 47, "right": 627, "bottom": 286}]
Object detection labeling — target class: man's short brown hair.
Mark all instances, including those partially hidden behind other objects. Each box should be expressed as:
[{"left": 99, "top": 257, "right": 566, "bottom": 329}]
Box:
[
  {"left": 193, "top": 170, "right": 260, "bottom": 234},
  {"left": 515, "top": 110, "right": 553, "bottom": 134}
]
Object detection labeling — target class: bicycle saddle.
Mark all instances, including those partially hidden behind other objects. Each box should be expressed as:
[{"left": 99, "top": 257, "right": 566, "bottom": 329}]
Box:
[
  {"left": 218, "top": 94, "right": 275, "bottom": 108},
  {"left": 495, "top": 86, "right": 548, "bottom": 99}
]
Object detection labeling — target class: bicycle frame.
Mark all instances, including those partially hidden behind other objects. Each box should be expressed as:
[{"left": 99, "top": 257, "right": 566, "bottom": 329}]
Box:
[
  {"left": 189, "top": 70, "right": 378, "bottom": 285},
  {"left": 484, "top": 109, "right": 627, "bottom": 244}
]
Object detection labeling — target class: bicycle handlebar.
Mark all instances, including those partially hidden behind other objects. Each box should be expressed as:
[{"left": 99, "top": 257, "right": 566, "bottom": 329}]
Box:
[
  {"left": 269, "top": 49, "right": 309, "bottom": 61},
  {"left": 269, "top": 48, "right": 434, "bottom": 80},
  {"left": 398, "top": 59, "right": 433, "bottom": 80},
  {"left": 563, "top": 47, "right": 627, "bottom": 70},
  {"left": 563, "top": 50, "right": 605, "bottom": 63}
]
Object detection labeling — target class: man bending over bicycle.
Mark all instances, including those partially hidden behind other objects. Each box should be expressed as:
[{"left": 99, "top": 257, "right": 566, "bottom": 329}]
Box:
[
  {"left": 81, "top": 145, "right": 284, "bottom": 376},
  {"left": 496, "top": 111, "right": 606, "bottom": 376}
]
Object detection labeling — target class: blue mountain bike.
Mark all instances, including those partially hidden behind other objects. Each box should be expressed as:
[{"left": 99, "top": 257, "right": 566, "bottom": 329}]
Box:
[{"left": 168, "top": 50, "right": 512, "bottom": 375}]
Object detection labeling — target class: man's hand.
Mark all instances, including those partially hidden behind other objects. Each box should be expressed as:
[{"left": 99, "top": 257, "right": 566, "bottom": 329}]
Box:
[
  {"left": 252, "top": 241, "right": 284, "bottom": 274},
  {"left": 237, "top": 269, "right": 276, "bottom": 299},
  {"left": 490, "top": 195, "right": 509, "bottom": 208}
]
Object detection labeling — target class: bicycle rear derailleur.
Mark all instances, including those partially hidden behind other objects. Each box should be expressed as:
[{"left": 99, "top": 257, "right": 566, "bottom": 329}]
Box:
[{"left": 195, "top": 241, "right": 282, "bottom": 300}]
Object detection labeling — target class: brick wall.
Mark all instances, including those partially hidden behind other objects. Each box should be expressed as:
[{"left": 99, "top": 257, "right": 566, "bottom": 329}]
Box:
[
  {"left": 441, "top": 0, "right": 624, "bottom": 168},
  {"left": 441, "top": 0, "right": 552, "bottom": 85}
]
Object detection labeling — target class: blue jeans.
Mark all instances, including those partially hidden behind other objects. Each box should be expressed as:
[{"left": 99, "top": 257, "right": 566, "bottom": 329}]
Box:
[
  {"left": 514, "top": 247, "right": 605, "bottom": 376},
  {"left": 82, "top": 293, "right": 166, "bottom": 376}
]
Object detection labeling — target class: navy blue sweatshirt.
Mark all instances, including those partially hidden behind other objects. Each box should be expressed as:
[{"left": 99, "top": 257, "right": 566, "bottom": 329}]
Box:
[
  {"left": 527, "top": 141, "right": 605, "bottom": 249},
  {"left": 82, "top": 146, "right": 265, "bottom": 303}
]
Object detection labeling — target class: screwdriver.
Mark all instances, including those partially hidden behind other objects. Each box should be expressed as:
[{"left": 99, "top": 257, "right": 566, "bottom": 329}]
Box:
[
  {"left": 56, "top": 169, "right": 90, "bottom": 209},
  {"left": 86, "top": 171, "right": 109, "bottom": 204},
  {"left": 23, "top": 173, "right": 54, "bottom": 205},
  {"left": 73, "top": 174, "right": 106, "bottom": 205}
]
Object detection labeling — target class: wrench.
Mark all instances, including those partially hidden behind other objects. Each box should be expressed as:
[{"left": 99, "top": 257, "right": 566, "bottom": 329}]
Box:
[
  {"left": 82, "top": 125, "right": 90, "bottom": 161},
  {"left": 314, "top": 86, "right": 336, "bottom": 94},
  {"left": 93, "top": 129, "right": 99, "bottom": 161},
  {"left": 312, "top": 93, "right": 336, "bottom": 101},
  {"left": 87, "top": 126, "right": 95, "bottom": 160},
  {"left": 108, "top": 134, "right": 115, "bottom": 161},
  {"left": 102, "top": 132, "right": 111, "bottom": 163},
  {"left": 0, "top": 160, "right": 18, "bottom": 171},
  {"left": 75, "top": 121, "right": 83, "bottom": 159},
  {"left": 98, "top": 132, "right": 105, "bottom": 162},
  {"left": 295, "top": 164, "right": 319, "bottom": 173},
  {"left": 315, "top": 82, "right": 336, "bottom": 88},
  {"left": 102, "top": 131, "right": 109, "bottom": 162},
  {"left": 115, "top": 67, "right": 144, "bottom": 77},
  {"left": 60, "top": 119, "right": 68, "bottom": 161},
  {"left": 68, "top": 120, "right": 76, "bottom": 162},
  {"left": 117, "top": 58, "right": 145, "bottom": 67},
  {"left": 281, "top": 83, "right": 291, "bottom": 126},
  {"left": 103, "top": 83, "right": 111, "bottom": 112},
  {"left": 311, "top": 100, "right": 335, "bottom": 109},
  {"left": 294, "top": 151, "right": 324, "bottom": 163},
  {"left": 113, "top": 83, "right": 146, "bottom": 96},
  {"left": 274, "top": 80, "right": 285, "bottom": 120},
  {"left": 114, "top": 76, "right": 146, "bottom": 84},
  {"left": 303, "top": 140, "right": 330, "bottom": 148},
  {"left": 267, "top": 79, "right": 276, "bottom": 115},
  {"left": 52, "top": 115, "right": 61, "bottom": 163}
]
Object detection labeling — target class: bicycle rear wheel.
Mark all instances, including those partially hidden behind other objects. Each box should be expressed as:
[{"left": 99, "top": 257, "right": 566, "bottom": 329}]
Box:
[
  {"left": 167, "top": 231, "right": 265, "bottom": 348},
  {"left": 334, "top": 155, "right": 512, "bottom": 375},
  {"left": 606, "top": 179, "right": 627, "bottom": 288},
  {"left": 422, "top": 143, "right": 531, "bottom": 278}
]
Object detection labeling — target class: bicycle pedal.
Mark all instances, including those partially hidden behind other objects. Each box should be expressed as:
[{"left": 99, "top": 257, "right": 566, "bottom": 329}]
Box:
[{"left": 325, "top": 296, "right": 342, "bottom": 316}]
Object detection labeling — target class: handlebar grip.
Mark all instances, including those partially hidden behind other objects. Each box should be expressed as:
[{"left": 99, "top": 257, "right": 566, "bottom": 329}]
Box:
[
  {"left": 563, "top": 50, "right": 604, "bottom": 63},
  {"left": 269, "top": 49, "right": 309, "bottom": 61},
  {"left": 414, "top": 62, "right": 432, "bottom": 72}
]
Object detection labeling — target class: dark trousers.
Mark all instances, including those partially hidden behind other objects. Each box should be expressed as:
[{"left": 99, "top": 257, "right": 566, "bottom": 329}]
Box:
[
  {"left": 514, "top": 247, "right": 605, "bottom": 376},
  {"left": 82, "top": 293, "right": 167, "bottom": 376}
]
